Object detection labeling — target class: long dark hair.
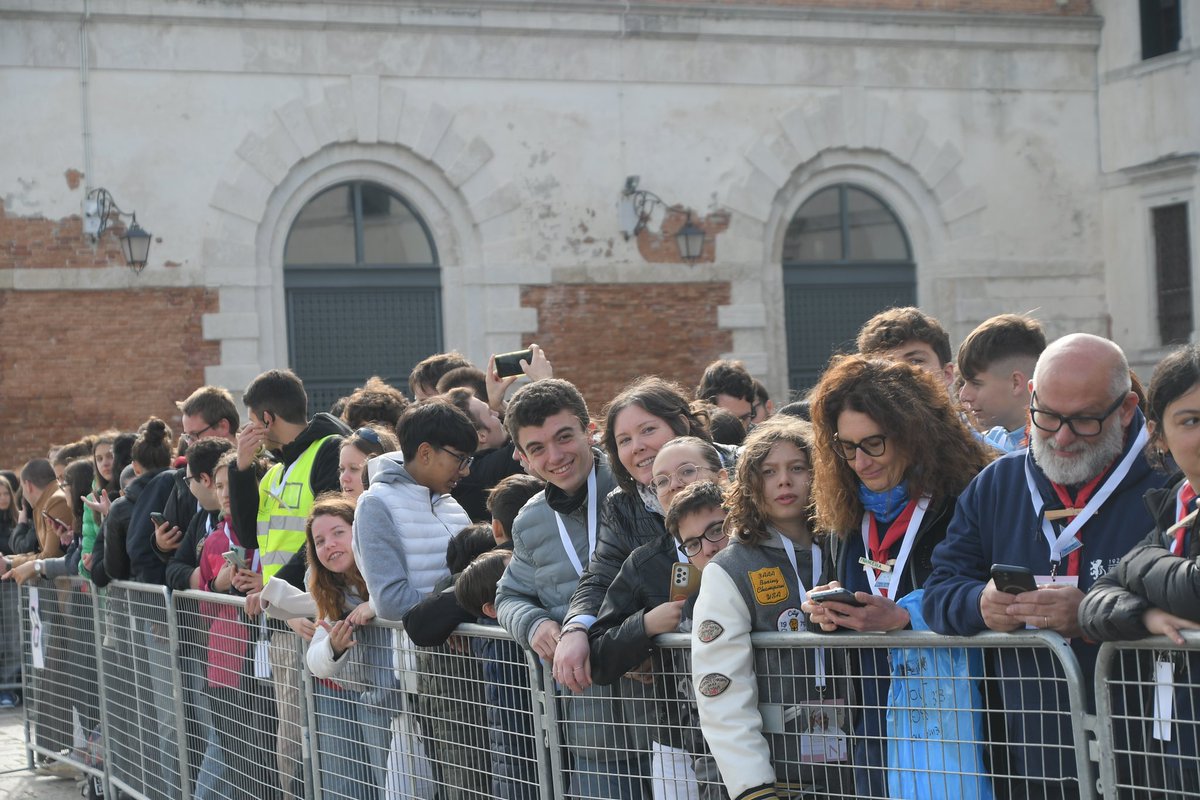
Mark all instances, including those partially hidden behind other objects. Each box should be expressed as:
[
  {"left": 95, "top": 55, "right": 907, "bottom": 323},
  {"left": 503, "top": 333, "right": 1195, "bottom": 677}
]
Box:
[
  {"left": 63, "top": 459, "right": 94, "bottom": 538},
  {"left": 0, "top": 475, "right": 16, "bottom": 528},
  {"left": 810, "top": 355, "right": 995, "bottom": 534},
  {"left": 601, "top": 377, "right": 711, "bottom": 496}
]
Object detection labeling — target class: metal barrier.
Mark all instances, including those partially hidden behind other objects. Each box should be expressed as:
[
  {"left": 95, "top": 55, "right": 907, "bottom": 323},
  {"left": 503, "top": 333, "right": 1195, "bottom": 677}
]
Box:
[
  {"left": 1094, "top": 633, "right": 1200, "bottom": 799},
  {"left": 21, "top": 576, "right": 106, "bottom": 788},
  {"left": 18, "top": 578, "right": 1190, "bottom": 800},
  {"left": 0, "top": 579, "right": 24, "bottom": 693}
]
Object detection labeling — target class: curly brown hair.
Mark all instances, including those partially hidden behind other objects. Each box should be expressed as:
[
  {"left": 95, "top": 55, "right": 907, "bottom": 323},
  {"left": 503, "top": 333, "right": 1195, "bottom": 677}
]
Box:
[
  {"left": 305, "top": 493, "right": 369, "bottom": 622},
  {"left": 809, "top": 355, "right": 994, "bottom": 534},
  {"left": 601, "top": 376, "right": 711, "bottom": 496},
  {"left": 724, "top": 417, "right": 814, "bottom": 547}
]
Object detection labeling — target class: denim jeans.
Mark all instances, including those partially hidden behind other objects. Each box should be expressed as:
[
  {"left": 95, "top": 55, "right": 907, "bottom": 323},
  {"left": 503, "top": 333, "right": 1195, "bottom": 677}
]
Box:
[
  {"left": 570, "top": 754, "right": 649, "bottom": 800},
  {"left": 313, "top": 681, "right": 391, "bottom": 800}
]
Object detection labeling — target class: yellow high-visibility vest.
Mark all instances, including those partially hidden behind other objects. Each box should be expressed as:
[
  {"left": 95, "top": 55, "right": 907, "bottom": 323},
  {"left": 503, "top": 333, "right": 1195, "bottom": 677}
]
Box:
[{"left": 255, "top": 435, "right": 333, "bottom": 583}]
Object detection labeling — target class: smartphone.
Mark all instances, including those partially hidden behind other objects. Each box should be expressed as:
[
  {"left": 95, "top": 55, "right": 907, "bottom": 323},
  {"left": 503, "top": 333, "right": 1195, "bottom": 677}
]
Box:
[
  {"left": 991, "top": 563, "right": 1038, "bottom": 595},
  {"left": 809, "top": 587, "right": 867, "bottom": 608},
  {"left": 223, "top": 549, "right": 249, "bottom": 571},
  {"left": 150, "top": 512, "right": 169, "bottom": 528},
  {"left": 41, "top": 511, "right": 70, "bottom": 531},
  {"left": 668, "top": 562, "right": 700, "bottom": 602},
  {"left": 494, "top": 348, "right": 533, "bottom": 378}
]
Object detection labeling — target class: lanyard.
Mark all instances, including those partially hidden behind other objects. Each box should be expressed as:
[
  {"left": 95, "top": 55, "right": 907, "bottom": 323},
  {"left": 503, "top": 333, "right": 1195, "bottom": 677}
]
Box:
[
  {"left": 774, "top": 529, "right": 825, "bottom": 688},
  {"left": 554, "top": 466, "right": 598, "bottom": 577},
  {"left": 859, "top": 495, "right": 929, "bottom": 598},
  {"left": 773, "top": 529, "right": 822, "bottom": 604},
  {"left": 1023, "top": 425, "right": 1148, "bottom": 569},
  {"left": 868, "top": 499, "right": 918, "bottom": 566},
  {"left": 1173, "top": 482, "right": 1196, "bottom": 556}
]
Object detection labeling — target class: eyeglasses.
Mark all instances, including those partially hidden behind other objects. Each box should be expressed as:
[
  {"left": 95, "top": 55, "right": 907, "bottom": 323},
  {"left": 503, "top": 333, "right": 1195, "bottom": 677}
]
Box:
[
  {"left": 185, "top": 474, "right": 200, "bottom": 484},
  {"left": 1029, "top": 391, "right": 1125, "bottom": 438},
  {"left": 679, "top": 521, "right": 727, "bottom": 558},
  {"left": 180, "top": 422, "right": 215, "bottom": 443},
  {"left": 737, "top": 403, "right": 763, "bottom": 428},
  {"left": 355, "top": 427, "right": 381, "bottom": 445},
  {"left": 834, "top": 433, "right": 887, "bottom": 461},
  {"left": 437, "top": 446, "right": 475, "bottom": 471},
  {"left": 651, "top": 463, "right": 714, "bottom": 494}
]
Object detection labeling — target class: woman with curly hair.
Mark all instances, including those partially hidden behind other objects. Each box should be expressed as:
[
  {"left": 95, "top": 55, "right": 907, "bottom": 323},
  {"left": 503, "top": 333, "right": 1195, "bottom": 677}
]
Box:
[
  {"left": 304, "top": 492, "right": 391, "bottom": 800},
  {"left": 803, "top": 354, "right": 994, "bottom": 796},
  {"left": 691, "top": 417, "right": 853, "bottom": 800}
]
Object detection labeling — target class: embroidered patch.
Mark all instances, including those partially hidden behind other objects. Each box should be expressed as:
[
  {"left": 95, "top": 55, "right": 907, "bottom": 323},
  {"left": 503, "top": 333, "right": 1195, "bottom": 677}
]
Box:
[
  {"left": 748, "top": 566, "right": 789, "bottom": 605},
  {"left": 698, "top": 673, "right": 731, "bottom": 697},
  {"left": 777, "top": 607, "right": 804, "bottom": 633},
  {"left": 696, "top": 619, "right": 724, "bottom": 644}
]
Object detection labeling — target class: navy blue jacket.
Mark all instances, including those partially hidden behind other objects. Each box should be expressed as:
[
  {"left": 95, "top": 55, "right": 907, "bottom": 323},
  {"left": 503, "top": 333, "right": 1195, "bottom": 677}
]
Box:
[
  {"left": 923, "top": 413, "right": 1168, "bottom": 782},
  {"left": 125, "top": 468, "right": 180, "bottom": 585}
]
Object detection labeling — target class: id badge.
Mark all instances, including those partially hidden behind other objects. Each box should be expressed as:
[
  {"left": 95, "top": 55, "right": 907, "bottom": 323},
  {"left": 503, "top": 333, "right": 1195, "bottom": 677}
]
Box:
[
  {"left": 254, "top": 638, "right": 272, "bottom": 679},
  {"left": 1153, "top": 658, "right": 1175, "bottom": 742}
]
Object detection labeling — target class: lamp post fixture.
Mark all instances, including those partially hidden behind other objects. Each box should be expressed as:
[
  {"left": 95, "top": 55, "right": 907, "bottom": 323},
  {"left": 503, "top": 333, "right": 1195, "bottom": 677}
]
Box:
[
  {"left": 675, "top": 213, "right": 705, "bottom": 263},
  {"left": 84, "top": 188, "right": 152, "bottom": 273},
  {"left": 620, "top": 176, "right": 707, "bottom": 264}
]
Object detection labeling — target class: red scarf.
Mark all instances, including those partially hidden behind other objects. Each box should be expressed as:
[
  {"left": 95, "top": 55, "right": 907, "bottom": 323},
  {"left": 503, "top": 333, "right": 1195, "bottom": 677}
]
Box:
[
  {"left": 1048, "top": 472, "right": 1107, "bottom": 577},
  {"left": 1175, "top": 482, "right": 1196, "bottom": 556},
  {"left": 867, "top": 499, "right": 919, "bottom": 583}
]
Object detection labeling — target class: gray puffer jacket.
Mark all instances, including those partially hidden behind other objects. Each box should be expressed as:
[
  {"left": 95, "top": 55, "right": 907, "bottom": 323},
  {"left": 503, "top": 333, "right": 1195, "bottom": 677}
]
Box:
[{"left": 496, "top": 451, "right": 654, "bottom": 759}]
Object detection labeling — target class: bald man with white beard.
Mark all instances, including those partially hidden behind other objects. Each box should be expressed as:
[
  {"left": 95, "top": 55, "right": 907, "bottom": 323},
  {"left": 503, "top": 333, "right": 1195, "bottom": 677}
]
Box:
[{"left": 923, "top": 333, "right": 1168, "bottom": 799}]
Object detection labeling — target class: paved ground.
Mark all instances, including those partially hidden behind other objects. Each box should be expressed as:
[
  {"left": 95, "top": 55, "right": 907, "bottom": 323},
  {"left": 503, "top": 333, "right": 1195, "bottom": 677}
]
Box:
[{"left": 0, "top": 706, "right": 84, "bottom": 800}]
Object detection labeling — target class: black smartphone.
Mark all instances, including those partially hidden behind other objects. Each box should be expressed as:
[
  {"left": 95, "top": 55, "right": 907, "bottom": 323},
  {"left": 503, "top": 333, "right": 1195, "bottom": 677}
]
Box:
[
  {"left": 990, "top": 563, "right": 1038, "bottom": 595},
  {"left": 150, "top": 512, "right": 169, "bottom": 528},
  {"left": 494, "top": 349, "right": 533, "bottom": 378},
  {"left": 809, "top": 588, "right": 866, "bottom": 608}
]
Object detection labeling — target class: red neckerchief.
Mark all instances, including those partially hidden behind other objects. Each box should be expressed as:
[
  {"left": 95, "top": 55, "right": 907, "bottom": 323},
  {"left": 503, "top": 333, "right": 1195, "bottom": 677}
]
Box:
[
  {"left": 1175, "top": 482, "right": 1196, "bottom": 556},
  {"left": 867, "top": 499, "right": 919, "bottom": 580},
  {"left": 1048, "top": 471, "right": 1108, "bottom": 577}
]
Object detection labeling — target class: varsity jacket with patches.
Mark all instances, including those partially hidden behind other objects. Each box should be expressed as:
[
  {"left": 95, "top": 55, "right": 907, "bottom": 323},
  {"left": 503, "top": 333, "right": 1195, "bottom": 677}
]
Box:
[{"left": 691, "top": 532, "right": 852, "bottom": 800}]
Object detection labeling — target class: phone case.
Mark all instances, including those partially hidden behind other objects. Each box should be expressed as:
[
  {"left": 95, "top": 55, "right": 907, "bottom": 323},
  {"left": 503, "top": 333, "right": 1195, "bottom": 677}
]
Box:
[{"left": 669, "top": 562, "right": 700, "bottom": 601}]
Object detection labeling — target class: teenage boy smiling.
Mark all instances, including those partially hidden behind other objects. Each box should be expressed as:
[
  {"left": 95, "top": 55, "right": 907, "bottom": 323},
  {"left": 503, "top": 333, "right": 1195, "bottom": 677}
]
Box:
[{"left": 495, "top": 378, "right": 651, "bottom": 799}]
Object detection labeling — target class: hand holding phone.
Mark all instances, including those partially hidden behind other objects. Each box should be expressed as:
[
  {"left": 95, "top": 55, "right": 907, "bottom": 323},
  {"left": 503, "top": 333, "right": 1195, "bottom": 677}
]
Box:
[
  {"left": 223, "top": 549, "right": 248, "bottom": 571},
  {"left": 493, "top": 349, "right": 533, "bottom": 379},
  {"left": 150, "top": 511, "right": 169, "bottom": 529},
  {"left": 990, "top": 563, "right": 1038, "bottom": 595},
  {"left": 668, "top": 563, "right": 700, "bottom": 602},
  {"left": 809, "top": 587, "right": 867, "bottom": 608}
]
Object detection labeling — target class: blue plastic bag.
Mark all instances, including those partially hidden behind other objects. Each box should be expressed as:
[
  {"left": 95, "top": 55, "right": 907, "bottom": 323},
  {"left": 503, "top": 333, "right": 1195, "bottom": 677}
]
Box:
[{"left": 886, "top": 590, "right": 994, "bottom": 800}]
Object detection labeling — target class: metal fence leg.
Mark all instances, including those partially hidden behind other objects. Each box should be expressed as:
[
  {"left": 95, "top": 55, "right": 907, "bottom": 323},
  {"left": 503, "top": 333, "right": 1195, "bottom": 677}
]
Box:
[
  {"left": 18, "top": 585, "right": 32, "bottom": 772},
  {"left": 165, "top": 592, "right": 192, "bottom": 800},
  {"left": 533, "top": 655, "right": 566, "bottom": 800},
  {"left": 90, "top": 585, "right": 115, "bottom": 800},
  {"left": 297, "top": 634, "right": 317, "bottom": 800}
]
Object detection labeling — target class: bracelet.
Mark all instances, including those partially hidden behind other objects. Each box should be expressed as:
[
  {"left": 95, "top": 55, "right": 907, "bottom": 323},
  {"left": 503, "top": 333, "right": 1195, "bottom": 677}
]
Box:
[{"left": 556, "top": 624, "right": 587, "bottom": 641}]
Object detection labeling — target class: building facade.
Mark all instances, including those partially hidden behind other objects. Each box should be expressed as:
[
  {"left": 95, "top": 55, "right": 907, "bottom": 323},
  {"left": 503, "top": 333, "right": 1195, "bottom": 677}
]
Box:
[{"left": 0, "top": 0, "right": 1196, "bottom": 465}]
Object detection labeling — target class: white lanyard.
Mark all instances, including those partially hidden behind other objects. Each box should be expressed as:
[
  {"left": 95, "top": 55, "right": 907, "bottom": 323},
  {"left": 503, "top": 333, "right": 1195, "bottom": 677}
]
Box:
[
  {"left": 554, "top": 467, "right": 598, "bottom": 577},
  {"left": 773, "top": 529, "right": 822, "bottom": 604},
  {"left": 859, "top": 495, "right": 929, "bottom": 598},
  {"left": 269, "top": 459, "right": 300, "bottom": 501},
  {"left": 1023, "top": 425, "right": 1148, "bottom": 565},
  {"left": 774, "top": 529, "right": 825, "bottom": 687}
]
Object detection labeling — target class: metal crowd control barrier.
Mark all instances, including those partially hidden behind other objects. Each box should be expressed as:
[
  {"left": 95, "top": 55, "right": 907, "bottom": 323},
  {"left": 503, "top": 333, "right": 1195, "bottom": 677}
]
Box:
[
  {"left": 14, "top": 579, "right": 1156, "bottom": 800},
  {"left": 21, "top": 576, "right": 106, "bottom": 789},
  {"left": 1094, "top": 633, "right": 1200, "bottom": 799},
  {"left": 0, "top": 579, "right": 24, "bottom": 693}
]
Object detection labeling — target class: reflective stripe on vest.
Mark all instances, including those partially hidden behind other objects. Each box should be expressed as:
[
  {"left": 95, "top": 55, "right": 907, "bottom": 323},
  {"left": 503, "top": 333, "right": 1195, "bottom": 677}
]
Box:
[{"left": 255, "top": 435, "right": 333, "bottom": 584}]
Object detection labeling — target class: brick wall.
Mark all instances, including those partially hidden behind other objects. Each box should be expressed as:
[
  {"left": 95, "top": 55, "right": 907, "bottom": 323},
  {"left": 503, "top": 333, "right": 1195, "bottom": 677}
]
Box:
[
  {"left": 520, "top": 282, "right": 733, "bottom": 417},
  {"left": 0, "top": 287, "right": 220, "bottom": 469}
]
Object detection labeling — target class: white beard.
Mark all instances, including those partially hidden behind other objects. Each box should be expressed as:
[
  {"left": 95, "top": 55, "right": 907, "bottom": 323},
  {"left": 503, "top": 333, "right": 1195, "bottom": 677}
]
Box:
[{"left": 1030, "top": 419, "right": 1125, "bottom": 487}]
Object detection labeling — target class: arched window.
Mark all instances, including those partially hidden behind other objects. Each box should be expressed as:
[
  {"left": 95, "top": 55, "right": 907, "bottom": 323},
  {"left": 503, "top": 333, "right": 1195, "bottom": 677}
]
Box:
[
  {"left": 782, "top": 184, "right": 915, "bottom": 391},
  {"left": 284, "top": 181, "right": 441, "bottom": 411}
]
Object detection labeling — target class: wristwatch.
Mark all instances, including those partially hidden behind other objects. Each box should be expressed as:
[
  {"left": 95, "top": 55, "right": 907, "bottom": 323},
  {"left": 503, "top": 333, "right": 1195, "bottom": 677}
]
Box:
[{"left": 33, "top": 560, "right": 43, "bottom": 577}]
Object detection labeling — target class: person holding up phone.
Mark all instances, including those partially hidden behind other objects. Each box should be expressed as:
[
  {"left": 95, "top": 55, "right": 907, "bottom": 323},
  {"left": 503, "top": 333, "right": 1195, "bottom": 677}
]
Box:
[
  {"left": 801, "top": 355, "right": 994, "bottom": 797},
  {"left": 0, "top": 458, "right": 73, "bottom": 579}
]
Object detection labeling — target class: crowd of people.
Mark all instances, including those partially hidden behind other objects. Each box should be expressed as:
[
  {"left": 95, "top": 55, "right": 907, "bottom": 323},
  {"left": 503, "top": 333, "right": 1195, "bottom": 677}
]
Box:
[{"left": 1, "top": 307, "right": 1198, "bottom": 800}]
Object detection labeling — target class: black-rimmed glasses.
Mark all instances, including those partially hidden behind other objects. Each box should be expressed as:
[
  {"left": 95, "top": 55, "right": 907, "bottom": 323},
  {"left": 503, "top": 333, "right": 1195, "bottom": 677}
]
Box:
[
  {"left": 180, "top": 422, "right": 215, "bottom": 443},
  {"left": 437, "top": 446, "right": 475, "bottom": 471},
  {"left": 834, "top": 433, "right": 887, "bottom": 461},
  {"left": 1029, "top": 391, "right": 1125, "bottom": 438},
  {"left": 679, "top": 521, "right": 727, "bottom": 558}
]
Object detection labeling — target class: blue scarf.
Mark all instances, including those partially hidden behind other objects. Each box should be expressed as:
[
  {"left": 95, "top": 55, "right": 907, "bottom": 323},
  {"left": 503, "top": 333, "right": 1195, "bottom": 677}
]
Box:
[{"left": 858, "top": 480, "right": 910, "bottom": 524}]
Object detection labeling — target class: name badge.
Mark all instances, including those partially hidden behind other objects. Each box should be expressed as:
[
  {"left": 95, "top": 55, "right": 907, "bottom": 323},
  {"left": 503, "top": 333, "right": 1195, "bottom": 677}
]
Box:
[{"left": 858, "top": 556, "right": 891, "bottom": 573}]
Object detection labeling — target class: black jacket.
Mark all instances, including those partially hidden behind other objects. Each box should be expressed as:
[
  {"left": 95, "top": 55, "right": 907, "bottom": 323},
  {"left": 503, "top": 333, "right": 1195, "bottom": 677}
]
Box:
[
  {"left": 126, "top": 467, "right": 184, "bottom": 584},
  {"left": 228, "top": 412, "right": 349, "bottom": 588},
  {"left": 91, "top": 469, "right": 163, "bottom": 587},
  {"left": 565, "top": 443, "right": 738, "bottom": 624},
  {"left": 451, "top": 442, "right": 523, "bottom": 522},
  {"left": 1080, "top": 475, "right": 1200, "bottom": 640},
  {"left": 164, "top": 507, "right": 221, "bottom": 592}
]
